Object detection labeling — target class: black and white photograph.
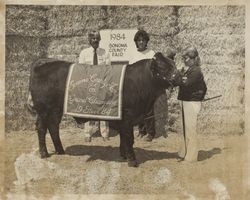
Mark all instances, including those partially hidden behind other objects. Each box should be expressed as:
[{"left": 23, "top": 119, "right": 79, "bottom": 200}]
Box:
[{"left": 1, "top": 0, "right": 249, "bottom": 199}]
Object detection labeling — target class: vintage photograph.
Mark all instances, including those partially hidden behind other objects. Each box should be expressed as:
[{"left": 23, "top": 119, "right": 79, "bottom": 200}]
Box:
[{"left": 1, "top": 1, "right": 249, "bottom": 199}]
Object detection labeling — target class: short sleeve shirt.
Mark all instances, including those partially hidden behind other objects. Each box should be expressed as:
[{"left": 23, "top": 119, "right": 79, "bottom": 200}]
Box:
[
  {"left": 129, "top": 49, "right": 155, "bottom": 64},
  {"left": 79, "top": 47, "right": 111, "bottom": 65}
]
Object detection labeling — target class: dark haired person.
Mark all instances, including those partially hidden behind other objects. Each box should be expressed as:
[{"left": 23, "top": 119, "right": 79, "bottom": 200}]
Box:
[
  {"left": 129, "top": 30, "right": 155, "bottom": 65},
  {"left": 79, "top": 30, "right": 111, "bottom": 142},
  {"left": 177, "top": 46, "right": 207, "bottom": 162},
  {"left": 129, "top": 30, "right": 156, "bottom": 142}
]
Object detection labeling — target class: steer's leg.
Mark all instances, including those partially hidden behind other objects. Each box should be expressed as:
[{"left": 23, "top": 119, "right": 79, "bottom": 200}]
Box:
[
  {"left": 36, "top": 115, "right": 49, "bottom": 158},
  {"left": 121, "top": 119, "right": 138, "bottom": 167},
  {"left": 119, "top": 130, "right": 126, "bottom": 160},
  {"left": 47, "top": 111, "right": 65, "bottom": 155}
]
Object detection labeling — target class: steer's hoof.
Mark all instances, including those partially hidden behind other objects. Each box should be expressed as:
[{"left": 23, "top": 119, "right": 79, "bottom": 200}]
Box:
[
  {"left": 56, "top": 150, "right": 65, "bottom": 155},
  {"left": 84, "top": 137, "right": 91, "bottom": 143},
  {"left": 119, "top": 155, "right": 127, "bottom": 161},
  {"left": 117, "top": 156, "right": 127, "bottom": 162},
  {"left": 127, "top": 160, "right": 139, "bottom": 167},
  {"left": 40, "top": 152, "right": 49, "bottom": 159}
]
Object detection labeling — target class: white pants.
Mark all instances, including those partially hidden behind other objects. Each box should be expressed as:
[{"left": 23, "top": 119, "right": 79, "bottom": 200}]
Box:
[
  {"left": 179, "top": 101, "right": 201, "bottom": 161},
  {"left": 84, "top": 121, "right": 109, "bottom": 138}
]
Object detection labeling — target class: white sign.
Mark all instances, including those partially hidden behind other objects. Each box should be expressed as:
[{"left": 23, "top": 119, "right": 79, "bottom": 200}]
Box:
[{"left": 100, "top": 29, "right": 138, "bottom": 62}]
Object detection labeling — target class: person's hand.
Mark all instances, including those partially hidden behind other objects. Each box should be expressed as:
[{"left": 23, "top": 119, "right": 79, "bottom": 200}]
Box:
[{"left": 182, "top": 76, "right": 187, "bottom": 83}]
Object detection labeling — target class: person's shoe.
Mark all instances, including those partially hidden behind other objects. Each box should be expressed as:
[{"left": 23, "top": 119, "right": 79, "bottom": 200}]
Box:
[
  {"left": 143, "top": 134, "right": 153, "bottom": 142},
  {"left": 127, "top": 159, "right": 139, "bottom": 167},
  {"left": 102, "top": 137, "right": 109, "bottom": 141},
  {"left": 84, "top": 137, "right": 91, "bottom": 142}
]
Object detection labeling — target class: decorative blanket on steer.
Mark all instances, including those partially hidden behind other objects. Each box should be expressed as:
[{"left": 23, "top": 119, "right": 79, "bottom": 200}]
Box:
[{"left": 64, "top": 63, "right": 127, "bottom": 120}]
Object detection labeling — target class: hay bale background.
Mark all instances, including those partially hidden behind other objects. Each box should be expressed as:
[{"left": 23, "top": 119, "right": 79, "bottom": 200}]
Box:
[
  {"left": 5, "top": 5, "right": 245, "bottom": 136},
  {"left": 6, "top": 5, "right": 48, "bottom": 37},
  {"left": 5, "top": 35, "right": 48, "bottom": 131},
  {"left": 5, "top": 5, "right": 49, "bottom": 132},
  {"left": 173, "top": 5, "right": 245, "bottom": 135}
]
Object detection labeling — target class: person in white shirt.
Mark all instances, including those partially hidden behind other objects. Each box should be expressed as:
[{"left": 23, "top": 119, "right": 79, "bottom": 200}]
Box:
[
  {"left": 79, "top": 36, "right": 110, "bottom": 66},
  {"left": 129, "top": 30, "right": 156, "bottom": 142},
  {"left": 129, "top": 30, "right": 155, "bottom": 65},
  {"left": 79, "top": 30, "right": 111, "bottom": 142}
]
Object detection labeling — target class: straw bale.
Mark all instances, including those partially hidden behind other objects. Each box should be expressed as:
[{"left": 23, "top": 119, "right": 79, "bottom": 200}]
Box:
[
  {"left": 202, "top": 64, "right": 244, "bottom": 76},
  {"left": 5, "top": 35, "right": 47, "bottom": 131},
  {"left": 178, "top": 6, "right": 245, "bottom": 36},
  {"left": 47, "top": 36, "right": 88, "bottom": 60},
  {"left": 47, "top": 6, "right": 105, "bottom": 37},
  {"left": 200, "top": 56, "right": 228, "bottom": 65},
  {"left": 203, "top": 72, "right": 244, "bottom": 108},
  {"left": 175, "top": 32, "right": 244, "bottom": 53},
  {"left": 173, "top": 5, "right": 245, "bottom": 136},
  {"left": 6, "top": 5, "right": 47, "bottom": 37},
  {"left": 105, "top": 6, "right": 139, "bottom": 29},
  {"left": 131, "top": 6, "right": 173, "bottom": 16},
  {"left": 174, "top": 34, "right": 244, "bottom": 67},
  {"left": 198, "top": 108, "right": 244, "bottom": 135},
  {"left": 203, "top": 27, "right": 244, "bottom": 35},
  {"left": 6, "top": 36, "right": 47, "bottom": 71},
  {"left": 150, "top": 36, "right": 174, "bottom": 54},
  {"left": 178, "top": 5, "right": 245, "bottom": 19},
  {"left": 178, "top": 16, "right": 244, "bottom": 32},
  {"left": 226, "top": 5, "right": 245, "bottom": 17},
  {"left": 106, "top": 6, "right": 174, "bottom": 35},
  {"left": 5, "top": 71, "right": 35, "bottom": 131}
]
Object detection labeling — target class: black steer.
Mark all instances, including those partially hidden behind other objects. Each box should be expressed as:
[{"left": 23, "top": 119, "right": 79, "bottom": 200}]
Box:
[{"left": 28, "top": 52, "right": 178, "bottom": 167}]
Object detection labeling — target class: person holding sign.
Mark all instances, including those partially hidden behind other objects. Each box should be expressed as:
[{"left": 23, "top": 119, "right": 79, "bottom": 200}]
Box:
[
  {"left": 176, "top": 46, "right": 207, "bottom": 162},
  {"left": 129, "top": 30, "right": 156, "bottom": 142},
  {"left": 79, "top": 30, "right": 111, "bottom": 142}
]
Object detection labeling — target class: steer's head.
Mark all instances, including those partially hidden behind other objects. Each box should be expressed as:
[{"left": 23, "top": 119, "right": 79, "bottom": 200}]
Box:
[{"left": 150, "top": 52, "right": 178, "bottom": 88}]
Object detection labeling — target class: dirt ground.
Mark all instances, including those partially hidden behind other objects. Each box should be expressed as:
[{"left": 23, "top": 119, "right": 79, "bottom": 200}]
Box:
[{"left": 1, "top": 128, "right": 249, "bottom": 200}]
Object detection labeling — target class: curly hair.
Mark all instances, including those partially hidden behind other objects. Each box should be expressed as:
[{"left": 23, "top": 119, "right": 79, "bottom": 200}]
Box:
[{"left": 133, "top": 30, "right": 150, "bottom": 43}]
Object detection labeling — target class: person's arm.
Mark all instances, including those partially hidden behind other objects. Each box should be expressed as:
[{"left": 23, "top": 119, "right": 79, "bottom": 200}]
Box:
[{"left": 182, "top": 68, "right": 202, "bottom": 87}]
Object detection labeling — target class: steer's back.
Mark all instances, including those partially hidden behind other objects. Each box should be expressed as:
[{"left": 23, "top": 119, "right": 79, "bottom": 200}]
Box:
[
  {"left": 30, "top": 59, "right": 72, "bottom": 113},
  {"left": 121, "top": 59, "right": 157, "bottom": 123}
]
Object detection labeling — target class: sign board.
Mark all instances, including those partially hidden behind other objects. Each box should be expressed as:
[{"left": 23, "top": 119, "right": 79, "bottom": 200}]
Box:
[
  {"left": 100, "top": 29, "right": 138, "bottom": 63},
  {"left": 64, "top": 63, "right": 126, "bottom": 120}
]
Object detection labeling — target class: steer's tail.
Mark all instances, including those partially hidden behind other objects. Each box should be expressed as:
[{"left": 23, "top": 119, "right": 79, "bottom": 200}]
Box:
[{"left": 26, "top": 91, "right": 36, "bottom": 116}]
